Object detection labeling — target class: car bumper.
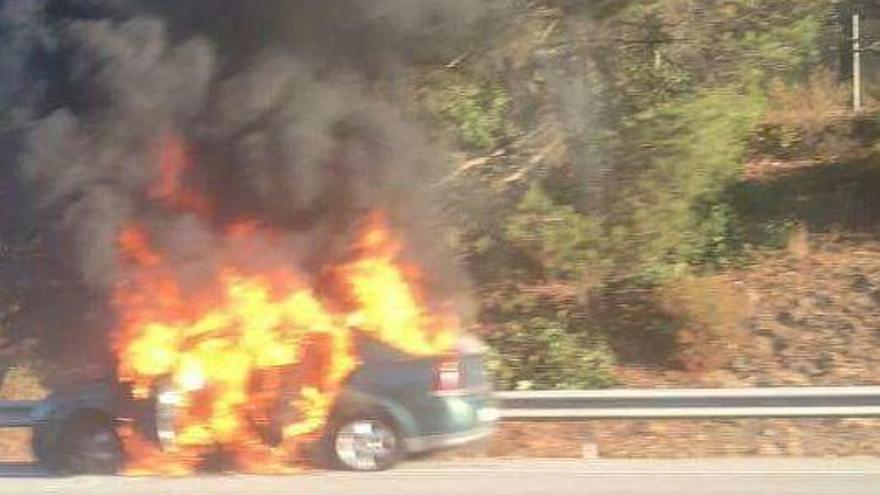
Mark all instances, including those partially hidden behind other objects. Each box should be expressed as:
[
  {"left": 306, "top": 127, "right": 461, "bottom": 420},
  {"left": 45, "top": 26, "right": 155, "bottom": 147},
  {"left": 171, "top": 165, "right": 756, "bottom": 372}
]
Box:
[{"left": 402, "top": 424, "right": 495, "bottom": 453}]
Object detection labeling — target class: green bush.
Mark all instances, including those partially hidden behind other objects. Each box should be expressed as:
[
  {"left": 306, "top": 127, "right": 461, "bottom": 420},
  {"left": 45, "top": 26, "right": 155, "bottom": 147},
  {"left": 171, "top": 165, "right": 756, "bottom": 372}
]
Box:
[
  {"left": 613, "top": 88, "right": 763, "bottom": 280},
  {"left": 690, "top": 201, "right": 745, "bottom": 268},
  {"left": 443, "top": 82, "right": 512, "bottom": 151},
  {"left": 485, "top": 316, "right": 617, "bottom": 390},
  {"left": 504, "top": 184, "right": 605, "bottom": 280},
  {"left": 419, "top": 71, "right": 515, "bottom": 152}
]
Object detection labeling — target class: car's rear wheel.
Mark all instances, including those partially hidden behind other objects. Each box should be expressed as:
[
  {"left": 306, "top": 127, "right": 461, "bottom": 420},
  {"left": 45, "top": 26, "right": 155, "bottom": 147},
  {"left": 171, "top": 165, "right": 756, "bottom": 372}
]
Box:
[
  {"left": 329, "top": 416, "right": 400, "bottom": 471},
  {"left": 57, "top": 415, "right": 124, "bottom": 475}
]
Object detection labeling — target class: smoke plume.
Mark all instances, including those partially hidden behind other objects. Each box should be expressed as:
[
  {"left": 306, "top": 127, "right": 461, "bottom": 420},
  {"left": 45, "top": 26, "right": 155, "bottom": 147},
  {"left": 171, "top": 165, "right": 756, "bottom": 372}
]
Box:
[{"left": 1, "top": 0, "right": 485, "bottom": 325}]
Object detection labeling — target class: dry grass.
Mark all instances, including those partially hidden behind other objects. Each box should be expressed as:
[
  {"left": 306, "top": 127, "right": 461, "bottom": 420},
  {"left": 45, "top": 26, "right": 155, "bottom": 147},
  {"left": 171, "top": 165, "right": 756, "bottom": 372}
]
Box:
[
  {"left": 764, "top": 70, "right": 849, "bottom": 133},
  {"left": 0, "top": 364, "right": 46, "bottom": 461},
  {"left": 656, "top": 276, "right": 751, "bottom": 372},
  {"left": 785, "top": 221, "right": 810, "bottom": 260},
  {"left": 0, "top": 430, "right": 32, "bottom": 462},
  {"left": 0, "top": 364, "right": 47, "bottom": 400},
  {"left": 757, "top": 70, "right": 861, "bottom": 161}
]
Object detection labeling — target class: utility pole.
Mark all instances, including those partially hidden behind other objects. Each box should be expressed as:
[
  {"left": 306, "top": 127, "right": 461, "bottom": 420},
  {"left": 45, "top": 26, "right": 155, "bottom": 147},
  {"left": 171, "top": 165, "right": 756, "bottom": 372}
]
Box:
[{"left": 853, "top": 10, "right": 862, "bottom": 113}]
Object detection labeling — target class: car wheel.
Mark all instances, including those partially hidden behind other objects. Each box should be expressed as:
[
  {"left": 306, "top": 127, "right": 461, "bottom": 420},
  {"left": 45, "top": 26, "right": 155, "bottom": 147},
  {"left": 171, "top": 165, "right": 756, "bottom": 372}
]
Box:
[
  {"left": 31, "top": 424, "right": 61, "bottom": 472},
  {"left": 58, "top": 415, "right": 124, "bottom": 475},
  {"left": 329, "top": 416, "right": 400, "bottom": 471}
]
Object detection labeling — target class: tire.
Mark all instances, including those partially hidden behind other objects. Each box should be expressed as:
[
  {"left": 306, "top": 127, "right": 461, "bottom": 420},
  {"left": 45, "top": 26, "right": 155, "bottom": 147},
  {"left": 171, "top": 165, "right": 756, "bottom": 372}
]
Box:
[
  {"left": 57, "top": 414, "right": 124, "bottom": 475},
  {"left": 328, "top": 414, "right": 401, "bottom": 471},
  {"left": 31, "top": 424, "right": 62, "bottom": 472}
]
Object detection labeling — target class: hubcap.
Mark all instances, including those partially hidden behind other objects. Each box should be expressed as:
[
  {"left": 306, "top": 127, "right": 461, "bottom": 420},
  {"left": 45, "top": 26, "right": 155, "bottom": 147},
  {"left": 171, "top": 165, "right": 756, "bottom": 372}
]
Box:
[
  {"left": 334, "top": 420, "right": 396, "bottom": 471},
  {"left": 74, "top": 429, "right": 121, "bottom": 472}
]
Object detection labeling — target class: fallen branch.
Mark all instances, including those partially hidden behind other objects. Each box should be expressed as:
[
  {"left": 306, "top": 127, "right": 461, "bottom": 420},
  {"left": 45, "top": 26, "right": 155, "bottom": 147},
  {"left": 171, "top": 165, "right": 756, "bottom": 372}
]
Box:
[{"left": 499, "top": 136, "right": 564, "bottom": 185}]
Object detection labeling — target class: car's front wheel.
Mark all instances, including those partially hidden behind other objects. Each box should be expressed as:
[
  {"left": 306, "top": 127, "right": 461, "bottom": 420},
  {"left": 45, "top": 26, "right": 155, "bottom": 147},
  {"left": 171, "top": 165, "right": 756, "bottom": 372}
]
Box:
[{"left": 329, "top": 415, "right": 400, "bottom": 471}]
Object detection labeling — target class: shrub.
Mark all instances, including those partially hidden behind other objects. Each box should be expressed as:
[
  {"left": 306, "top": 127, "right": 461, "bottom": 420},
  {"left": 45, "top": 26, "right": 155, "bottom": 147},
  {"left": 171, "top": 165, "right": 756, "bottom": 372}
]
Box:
[
  {"left": 655, "top": 275, "right": 750, "bottom": 372},
  {"left": 613, "top": 88, "right": 763, "bottom": 279},
  {"left": 504, "top": 184, "right": 605, "bottom": 280},
  {"left": 0, "top": 364, "right": 46, "bottom": 400},
  {"left": 754, "top": 69, "right": 854, "bottom": 160},
  {"left": 485, "top": 316, "right": 617, "bottom": 390},
  {"left": 764, "top": 70, "right": 849, "bottom": 133},
  {"left": 420, "top": 72, "right": 515, "bottom": 152}
]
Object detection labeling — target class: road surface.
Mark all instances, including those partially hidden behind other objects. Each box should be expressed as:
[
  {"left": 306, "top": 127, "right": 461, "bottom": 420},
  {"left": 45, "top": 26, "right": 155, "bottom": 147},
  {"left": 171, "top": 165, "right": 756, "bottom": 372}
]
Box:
[{"left": 0, "top": 458, "right": 877, "bottom": 494}]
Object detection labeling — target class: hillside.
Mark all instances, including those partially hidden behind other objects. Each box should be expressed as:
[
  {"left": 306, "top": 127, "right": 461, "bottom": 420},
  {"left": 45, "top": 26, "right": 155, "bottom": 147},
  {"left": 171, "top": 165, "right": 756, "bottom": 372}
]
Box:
[
  {"left": 2, "top": 0, "right": 880, "bottom": 393},
  {"left": 603, "top": 127, "right": 880, "bottom": 386},
  {"left": 618, "top": 233, "right": 880, "bottom": 388}
]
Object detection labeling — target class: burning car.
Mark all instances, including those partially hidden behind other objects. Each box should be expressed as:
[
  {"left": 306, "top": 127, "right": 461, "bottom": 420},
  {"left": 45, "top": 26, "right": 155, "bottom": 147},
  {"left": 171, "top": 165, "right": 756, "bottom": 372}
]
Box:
[
  {"left": 26, "top": 194, "right": 495, "bottom": 474},
  {"left": 6, "top": 0, "right": 498, "bottom": 478},
  {"left": 30, "top": 332, "right": 497, "bottom": 474}
]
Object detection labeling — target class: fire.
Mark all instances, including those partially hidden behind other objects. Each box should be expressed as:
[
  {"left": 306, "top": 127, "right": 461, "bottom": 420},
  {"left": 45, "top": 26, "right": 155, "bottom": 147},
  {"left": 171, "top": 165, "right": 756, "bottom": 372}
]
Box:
[
  {"left": 149, "top": 135, "right": 212, "bottom": 215},
  {"left": 113, "top": 137, "right": 457, "bottom": 474},
  {"left": 342, "top": 212, "right": 456, "bottom": 356}
]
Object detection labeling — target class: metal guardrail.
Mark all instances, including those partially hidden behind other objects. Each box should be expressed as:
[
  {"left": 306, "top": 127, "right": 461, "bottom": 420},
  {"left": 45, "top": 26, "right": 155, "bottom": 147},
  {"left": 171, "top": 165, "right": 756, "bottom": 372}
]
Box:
[
  {"left": 496, "top": 387, "right": 880, "bottom": 419},
  {"left": 0, "top": 401, "right": 40, "bottom": 427},
  {"left": 4, "top": 387, "right": 880, "bottom": 427}
]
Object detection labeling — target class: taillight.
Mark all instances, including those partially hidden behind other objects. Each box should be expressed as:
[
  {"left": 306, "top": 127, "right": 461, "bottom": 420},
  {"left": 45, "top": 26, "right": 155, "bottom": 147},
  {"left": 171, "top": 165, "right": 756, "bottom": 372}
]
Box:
[{"left": 434, "top": 356, "right": 462, "bottom": 391}]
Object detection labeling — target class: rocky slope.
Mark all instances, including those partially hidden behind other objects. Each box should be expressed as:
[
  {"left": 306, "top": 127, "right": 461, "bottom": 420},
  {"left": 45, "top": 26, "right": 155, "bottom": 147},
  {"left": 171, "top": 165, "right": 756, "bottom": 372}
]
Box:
[{"left": 618, "top": 238, "right": 880, "bottom": 388}]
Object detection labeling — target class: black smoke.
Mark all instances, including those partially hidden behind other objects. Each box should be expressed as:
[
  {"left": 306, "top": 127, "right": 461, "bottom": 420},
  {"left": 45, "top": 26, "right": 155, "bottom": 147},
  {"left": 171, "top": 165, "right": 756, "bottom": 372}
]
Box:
[{"left": 0, "top": 0, "right": 488, "bottom": 360}]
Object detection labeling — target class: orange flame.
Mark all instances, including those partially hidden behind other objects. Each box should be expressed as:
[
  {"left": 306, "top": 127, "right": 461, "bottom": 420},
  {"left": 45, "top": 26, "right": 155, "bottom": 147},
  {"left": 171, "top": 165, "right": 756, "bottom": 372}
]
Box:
[
  {"left": 149, "top": 135, "right": 212, "bottom": 215},
  {"left": 113, "top": 137, "right": 457, "bottom": 474},
  {"left": 340, "top": 212, "right": 455, "bottom": 356}
]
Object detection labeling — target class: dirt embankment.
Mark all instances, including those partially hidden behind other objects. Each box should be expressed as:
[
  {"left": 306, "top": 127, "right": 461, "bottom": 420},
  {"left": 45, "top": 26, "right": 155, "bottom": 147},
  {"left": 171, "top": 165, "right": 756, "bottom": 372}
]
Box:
[{"left": 616, "top": 236, "right": 880, "bottom": 389}]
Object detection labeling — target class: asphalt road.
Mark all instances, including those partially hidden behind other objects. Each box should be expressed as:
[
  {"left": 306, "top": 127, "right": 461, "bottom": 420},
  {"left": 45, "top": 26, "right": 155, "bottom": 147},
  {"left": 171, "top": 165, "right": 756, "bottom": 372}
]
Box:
[{"left": 0, "top": 458, "right": 878, "bottom": 495}]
